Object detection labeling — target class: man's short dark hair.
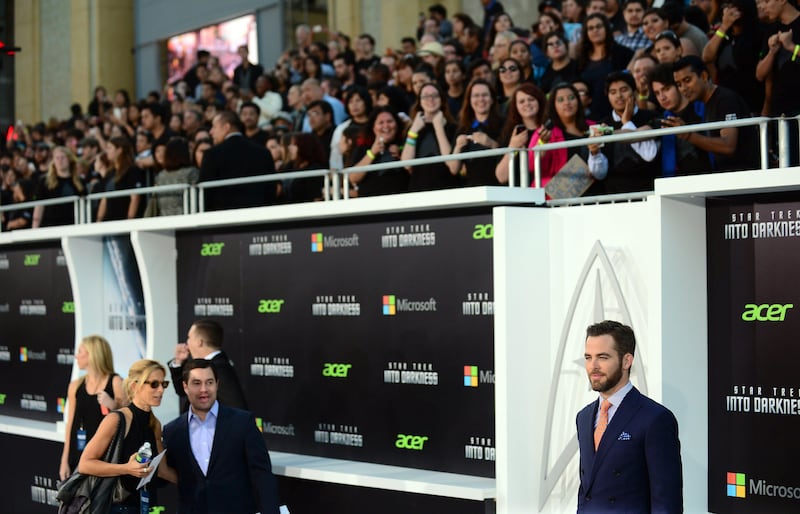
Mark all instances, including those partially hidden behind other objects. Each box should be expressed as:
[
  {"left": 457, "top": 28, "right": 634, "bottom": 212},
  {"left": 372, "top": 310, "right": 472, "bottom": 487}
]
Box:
[
  {"left": 142, "top": 102, "right": 166, "bottom": 123},
  {"left": 240, "top": 101, "right": 261, "bottom": 117},
  {"left": 604, "top": 70, "right": 636, "bottom": 95},
  {"left": 307, "top": 99, "right": 334, "bottom": 118},
  {"left": 192, "top": 319, "right": 224, "bottom": 348},
  {"left": 623, "top": 0, "right": 647, "bottom": 10},
  {"left": 661, "top": 0, "right": 685, "bottom": 24},
  {"left": 182, "top": 358, "right": 218, "bottom": 384},
  {"left": 586, "top": 320, "right": 636, "bottom": 359},
  {"left": 333, "top": 53, "right": 355, "bottom": 66},
  {"left": 197, "top": 50, "right": 211, "bottom": 60},
  {"left": 429, "top": 3, "right": 447, "bottom": 18},
  {"left": 673, "top": 55, "right": 707, "bottom": 77},
  {"left": 647, "top": 62, "right": 675, "bottom": 88},
  {"left": 401, "top": 36, "right": 417, "bottom": 47},
  {"left": 215, "top": 110, "right": 244, "bottom": 133},
  {"left": 358, "top": 33, "right": 375, "bottom": 47}
]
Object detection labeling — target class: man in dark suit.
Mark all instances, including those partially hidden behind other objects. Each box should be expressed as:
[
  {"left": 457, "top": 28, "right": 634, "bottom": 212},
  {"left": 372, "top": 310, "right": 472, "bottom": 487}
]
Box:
[
  {"left": 163, "top": 360, "right": 280, "bottom": 514},
  {"left": 577, "top": 320, "right": 682, "bottom": 513},
  {"left": 169, "top": 319, "right": 248, "bottom": 413},
  {"left": 232, "top": 45, "right": 264, "bottom": 93},
  {"left": 200, "top": 110, "right": 276, "bottom": 211}
]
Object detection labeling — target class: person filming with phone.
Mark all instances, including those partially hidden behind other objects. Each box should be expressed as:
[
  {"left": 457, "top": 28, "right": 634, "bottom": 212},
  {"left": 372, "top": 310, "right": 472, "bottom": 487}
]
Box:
[{"left": 595, "top": 71, "right": 660, "bottom": 193}]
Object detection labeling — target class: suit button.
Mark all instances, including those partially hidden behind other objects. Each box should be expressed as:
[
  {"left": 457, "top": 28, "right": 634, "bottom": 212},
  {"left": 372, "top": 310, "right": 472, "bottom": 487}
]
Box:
[
  {"left": 584, "top": 496, "right": 591, "bottom": 502},
  {"left": 609, "top": 497, "right": 616, "bottom": 504},
  {"left": 613, "top": 469, "right": 621, "bottom": 477}
]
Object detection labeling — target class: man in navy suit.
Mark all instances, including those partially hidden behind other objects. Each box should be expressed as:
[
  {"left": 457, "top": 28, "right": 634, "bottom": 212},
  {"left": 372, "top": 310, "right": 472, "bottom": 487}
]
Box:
[
  {"left": 577, "top": 320, "right": 682, "bottom": 513},
  {"left": 164, "top": 359, "right": 280, "bottom": 514}
]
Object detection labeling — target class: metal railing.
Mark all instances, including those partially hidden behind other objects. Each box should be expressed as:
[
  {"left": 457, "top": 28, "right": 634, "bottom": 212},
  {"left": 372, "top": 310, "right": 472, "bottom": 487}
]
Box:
[
  {"left": 1, "top": 115, "right": 794, "bottom": 231},
  {"left": 0, "top": 195, "right": 84, "bottom": 227},
  {"left": 84, "top": 183, "right": 194, "bottom": 221},
  {"left": 195, "top": 168, "right": 332, "bottom": 212}
]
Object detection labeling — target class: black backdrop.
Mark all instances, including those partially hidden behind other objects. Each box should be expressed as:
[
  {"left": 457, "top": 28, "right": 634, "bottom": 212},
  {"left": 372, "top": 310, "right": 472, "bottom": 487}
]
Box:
[
  {"left": 0, "top": 244, "right": 74, "bottom": 422},
  {"left": 707, "top": 195, "right": 800, "bottom": 513},
  {"left": 176, "top": 210, "right": 496, "bottom": 477}
]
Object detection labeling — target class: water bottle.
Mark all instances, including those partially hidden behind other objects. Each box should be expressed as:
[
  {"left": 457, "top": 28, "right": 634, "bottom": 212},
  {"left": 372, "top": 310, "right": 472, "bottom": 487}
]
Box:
[
  {"left": 135, "top": 442, "right": 153, "bottom": 514},
  {"left": 135, "top": 442, "right": 152, "bottom": 464}
]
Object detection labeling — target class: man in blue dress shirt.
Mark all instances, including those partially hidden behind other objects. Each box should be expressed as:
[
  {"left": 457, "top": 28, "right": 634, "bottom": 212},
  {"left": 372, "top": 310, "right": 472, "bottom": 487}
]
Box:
[{"left": 164, "top": 360, "right": 280, "bottom": 513}]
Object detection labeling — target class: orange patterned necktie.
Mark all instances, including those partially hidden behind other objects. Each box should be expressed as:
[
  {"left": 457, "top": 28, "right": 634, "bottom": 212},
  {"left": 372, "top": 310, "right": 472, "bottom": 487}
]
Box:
[{"left": 594, "top": 399, "right": 611, "bottom": 450}]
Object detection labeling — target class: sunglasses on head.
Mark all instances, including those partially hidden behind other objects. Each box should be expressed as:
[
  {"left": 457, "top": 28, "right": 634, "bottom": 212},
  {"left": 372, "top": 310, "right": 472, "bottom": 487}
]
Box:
[{"left": 144, "top": 380, "right": 170, "bottom": 389}]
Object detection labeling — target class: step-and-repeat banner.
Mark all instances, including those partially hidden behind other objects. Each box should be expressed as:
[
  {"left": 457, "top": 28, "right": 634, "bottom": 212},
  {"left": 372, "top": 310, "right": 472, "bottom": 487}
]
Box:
[
  {"left": 0, "top": 244, "right": 74, "bottom": 422},
  {"left": 176, "top": 211, "right": 496, "bottom": 477},
  {"left": 707, "top": 196, "right": 800, "bottom": 513}
]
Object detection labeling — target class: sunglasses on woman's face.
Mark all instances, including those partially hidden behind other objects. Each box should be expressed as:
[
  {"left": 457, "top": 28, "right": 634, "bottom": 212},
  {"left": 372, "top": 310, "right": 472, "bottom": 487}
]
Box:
[
  {"left": 144, "top": 380, "right": 170, "bottom": 389},
  {"left": 499, "top": 65, "right": 519, "bottom": 73}
]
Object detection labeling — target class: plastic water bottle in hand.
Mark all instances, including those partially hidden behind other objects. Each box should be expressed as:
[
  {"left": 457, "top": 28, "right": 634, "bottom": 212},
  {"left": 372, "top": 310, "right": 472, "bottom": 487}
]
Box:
[{"left": 135, "top": 442, "right": 152, "bottom": 464}]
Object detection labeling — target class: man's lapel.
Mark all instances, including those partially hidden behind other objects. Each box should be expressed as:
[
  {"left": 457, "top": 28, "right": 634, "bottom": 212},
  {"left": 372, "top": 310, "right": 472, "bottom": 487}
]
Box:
[{"left": 591, "top": 387, "right": 643, "bottom": 474}]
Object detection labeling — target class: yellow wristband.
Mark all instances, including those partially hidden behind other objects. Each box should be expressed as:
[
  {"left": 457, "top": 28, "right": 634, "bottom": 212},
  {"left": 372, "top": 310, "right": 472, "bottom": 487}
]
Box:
[
  {"left": 793, "top": 44, "right": 800, "bottom": 62},
  {"left": 715, "top": 29, "right": 728, "bottom": 39},
  {"left": 407, "top": 131, "right": 419, "bottom": 139},
  {"left": 366, "top": 149, "right": 376, "bottom": 160}
]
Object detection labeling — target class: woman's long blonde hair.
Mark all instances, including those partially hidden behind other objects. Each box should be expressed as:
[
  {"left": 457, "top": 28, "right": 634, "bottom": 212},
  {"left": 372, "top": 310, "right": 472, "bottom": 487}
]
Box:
[
  {"left": 46, "top": 146, "right": 84, "bottom": 192},
  {"left": 79, "top": 335, "right": 115, "bottom": 377}
]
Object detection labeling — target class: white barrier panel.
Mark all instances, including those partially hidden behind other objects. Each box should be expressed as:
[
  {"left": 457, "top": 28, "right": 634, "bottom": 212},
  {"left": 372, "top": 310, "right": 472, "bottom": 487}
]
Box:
[{"left": 494, "top": 197, "right": 708, "bottom": 514}]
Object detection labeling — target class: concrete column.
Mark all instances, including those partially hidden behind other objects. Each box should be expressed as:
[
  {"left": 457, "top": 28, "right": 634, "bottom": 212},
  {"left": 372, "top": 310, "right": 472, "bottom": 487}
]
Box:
[{"left": 14, "top": 0, "right": 42, "bottom": 123}]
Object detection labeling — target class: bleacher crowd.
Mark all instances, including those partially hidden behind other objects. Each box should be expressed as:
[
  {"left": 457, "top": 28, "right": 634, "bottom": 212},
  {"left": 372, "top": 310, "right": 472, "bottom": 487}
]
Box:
[{"left": 2, "top": 0, "right": 797, "bottom": 230}]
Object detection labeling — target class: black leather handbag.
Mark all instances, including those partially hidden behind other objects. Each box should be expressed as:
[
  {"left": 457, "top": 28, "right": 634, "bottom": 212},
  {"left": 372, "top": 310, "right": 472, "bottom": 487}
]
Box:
[{"left": 56, "top": 410, "right": 128, "bottom": 514}]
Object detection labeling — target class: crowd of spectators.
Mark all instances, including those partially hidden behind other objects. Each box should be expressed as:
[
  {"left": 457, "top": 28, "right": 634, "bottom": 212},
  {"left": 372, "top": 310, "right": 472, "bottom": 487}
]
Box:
[{"left": 2, "top": 0, "right": 795, "bottom": 230}]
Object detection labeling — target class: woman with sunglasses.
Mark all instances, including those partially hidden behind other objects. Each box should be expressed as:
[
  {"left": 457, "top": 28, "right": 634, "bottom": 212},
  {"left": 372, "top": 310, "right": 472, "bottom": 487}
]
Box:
[
  {"left": 540, "top": 32, "right": 579, "bottom": 94},
  {"left": 497, "top": 58, "right": 524, "bottom": 116},
  {"left": 529, "top": 82, "right": 607, "bottom": 192},
  {"left": 577, "top": 13, "right": 635, "bottom": 119},
  {"left": 401, "top": 82, "right": 460, "bottom": 191},
  {"left": 59, "top": 335, "right": 127, "bottom": 480},
  {"left": 448, "top": 78, "right": 505, "bottom": 186},
  {"left": 78, "top": 359, "right": 177, "bottom": 512}
]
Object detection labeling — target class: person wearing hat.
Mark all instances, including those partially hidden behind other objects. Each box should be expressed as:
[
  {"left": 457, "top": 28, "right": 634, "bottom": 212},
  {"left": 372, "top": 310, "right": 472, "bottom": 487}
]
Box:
[{"left": 417, "top": 41, "right": 446, "bottom": 77}]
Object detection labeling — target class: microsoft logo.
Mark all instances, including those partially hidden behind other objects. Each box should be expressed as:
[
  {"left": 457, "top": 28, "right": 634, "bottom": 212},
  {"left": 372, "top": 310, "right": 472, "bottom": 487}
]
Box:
[
  {"left": 19, "top": 347, "right": 27, "bottom": 362},
  {"left": 0, "top": 393, "right": 6, "bottom": 405},
  {"left": 255, "top": 417, "right": 263, "bottom": 432},
  {"left": 311, "top": 233, "right": 324, "bottom": 252},
  {"left": 57, "top": 397, "right": 66, "bottom": 413},
  {"left": 727, "top": 472, "right": 746, "bottom": 498},
  {"left": 383, "top": 295, "right": 396, "bottom": 315},
  {"left": 464, "top": 366, "right": 479, "bottom": 387}
]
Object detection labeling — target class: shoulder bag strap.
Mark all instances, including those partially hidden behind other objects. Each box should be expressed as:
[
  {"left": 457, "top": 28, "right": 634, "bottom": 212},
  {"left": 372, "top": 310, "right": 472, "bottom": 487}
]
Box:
[{"left": 104, "top": 410, "right": 127, "bottom": 464}]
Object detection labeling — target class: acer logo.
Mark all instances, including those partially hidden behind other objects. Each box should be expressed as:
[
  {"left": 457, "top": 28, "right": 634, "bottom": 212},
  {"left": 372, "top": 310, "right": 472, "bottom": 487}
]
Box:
[
  {"left": 257, "top": 299, "right": 284, "bottom": 313},
  {"left": 395, "top": 434, "right": 428, "bottom": 450},
  {"left": 62, "top": 301, "right": 75, "bottom": 313},
  {"left": 472, "top": 224, "right": 493, "bottom": 239},
  {"left": 24, "top": 254, "right": 41, "bottom": 266},
  {"left": 322, "top": 363, "right": 352, "bottom": 377},
  {"left": 200, "top": 243, "right": 225, "bottom": 256},
  {"left": 741, "top": 303, "right": 793, "bottom": 322}
]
